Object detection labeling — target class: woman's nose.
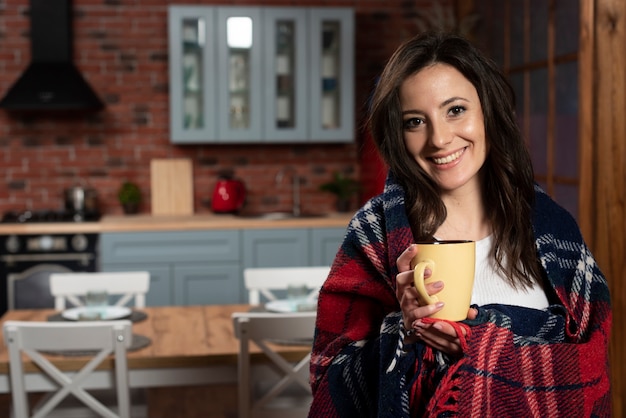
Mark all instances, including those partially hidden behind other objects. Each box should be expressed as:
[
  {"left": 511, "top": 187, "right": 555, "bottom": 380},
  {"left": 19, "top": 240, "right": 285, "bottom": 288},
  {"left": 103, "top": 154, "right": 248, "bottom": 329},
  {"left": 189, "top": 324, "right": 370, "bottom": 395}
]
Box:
[{"left": 428, "top": 121, "right": 453, "bottom": 148}]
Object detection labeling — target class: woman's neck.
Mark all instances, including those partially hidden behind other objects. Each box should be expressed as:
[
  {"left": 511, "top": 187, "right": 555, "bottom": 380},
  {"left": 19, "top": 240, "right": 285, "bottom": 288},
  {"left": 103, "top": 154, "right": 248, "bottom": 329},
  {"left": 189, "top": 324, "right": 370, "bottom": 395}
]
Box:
[{"left": 436, "top": 190, "right": 491, "bottom": 241}]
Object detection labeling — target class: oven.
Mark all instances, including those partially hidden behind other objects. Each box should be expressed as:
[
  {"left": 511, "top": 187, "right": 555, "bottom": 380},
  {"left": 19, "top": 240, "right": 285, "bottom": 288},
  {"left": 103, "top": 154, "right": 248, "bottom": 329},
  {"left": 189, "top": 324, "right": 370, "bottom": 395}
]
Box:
[{"left": 0, "top": 210, "right": 99, "bottom": 315}]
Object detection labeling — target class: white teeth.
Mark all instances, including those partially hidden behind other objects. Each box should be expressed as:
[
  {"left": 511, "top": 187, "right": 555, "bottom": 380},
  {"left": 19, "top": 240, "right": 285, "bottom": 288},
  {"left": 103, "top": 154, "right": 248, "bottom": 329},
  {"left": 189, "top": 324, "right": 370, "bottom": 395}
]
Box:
[{"left": 432, "top": 149, "right": 464, "bottom": 165}]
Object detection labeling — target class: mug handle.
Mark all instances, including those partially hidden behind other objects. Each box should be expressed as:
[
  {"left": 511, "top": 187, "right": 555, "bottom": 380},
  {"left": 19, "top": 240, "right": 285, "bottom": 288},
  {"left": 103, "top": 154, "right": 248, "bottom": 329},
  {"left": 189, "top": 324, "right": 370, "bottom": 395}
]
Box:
[{"left": 413, "top": 259, "right": 439, "bottom": 305}]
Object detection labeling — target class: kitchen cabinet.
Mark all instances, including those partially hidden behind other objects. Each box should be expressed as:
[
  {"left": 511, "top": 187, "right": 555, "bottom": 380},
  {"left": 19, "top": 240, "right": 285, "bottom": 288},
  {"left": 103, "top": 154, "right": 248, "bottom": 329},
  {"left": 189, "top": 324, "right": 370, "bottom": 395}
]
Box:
[
  {"left": 242, "top": 227, "right": 344, "bottom": 267},
  {"left": 307, "top": 8, "right": 355, "bottom": 142},
  {"left": 168, "top": 5, "right": 354, "bottom": 144},
  {"left": 241, "top": 226, "right": 344, "bottom": 302},
  {"left": 100, "top": 226, "right": 346, "bottom": 306},
  {"left": 168, "top": 6, "right": 216, "bottom": 143},
  {"left": 311, "top": 227, "right": 345, "bottom": 265},
  {"left": 242, "top": 229, "right": 309, "bottom": 267},
  {"left": 99, "top": 230, "right": 241, "bottom": 306}
]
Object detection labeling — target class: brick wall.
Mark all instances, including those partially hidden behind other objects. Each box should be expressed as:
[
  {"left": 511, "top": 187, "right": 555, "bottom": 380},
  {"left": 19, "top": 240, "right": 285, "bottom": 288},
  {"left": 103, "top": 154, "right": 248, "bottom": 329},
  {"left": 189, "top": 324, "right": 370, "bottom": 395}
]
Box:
[{"left": 0, "top": 0, "right": 450, "bottom": 216}]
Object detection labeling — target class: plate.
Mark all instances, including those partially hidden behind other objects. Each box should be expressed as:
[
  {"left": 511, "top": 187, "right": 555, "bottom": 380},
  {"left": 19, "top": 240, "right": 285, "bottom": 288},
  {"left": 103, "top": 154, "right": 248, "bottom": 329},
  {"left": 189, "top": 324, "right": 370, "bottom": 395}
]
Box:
[
  {"left": 62, "top": 306, "right": 132, "bottom": 321},
  {"left": 265, "top": 299, "right": 317, "bottom": 313}
]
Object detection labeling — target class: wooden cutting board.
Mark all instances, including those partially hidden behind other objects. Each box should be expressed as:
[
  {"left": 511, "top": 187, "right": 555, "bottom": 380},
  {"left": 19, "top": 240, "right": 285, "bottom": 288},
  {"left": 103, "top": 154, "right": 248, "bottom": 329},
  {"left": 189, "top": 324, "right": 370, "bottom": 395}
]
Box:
[{"left": 150, "top": 159, "right": 194, "bottom": 215}]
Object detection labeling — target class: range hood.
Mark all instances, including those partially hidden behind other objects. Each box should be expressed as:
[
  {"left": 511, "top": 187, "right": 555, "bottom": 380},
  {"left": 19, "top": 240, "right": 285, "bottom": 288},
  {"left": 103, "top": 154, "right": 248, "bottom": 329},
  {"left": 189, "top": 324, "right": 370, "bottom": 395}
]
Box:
[{"left": 0, "top": 0, "right": 104, "bottom": 111}]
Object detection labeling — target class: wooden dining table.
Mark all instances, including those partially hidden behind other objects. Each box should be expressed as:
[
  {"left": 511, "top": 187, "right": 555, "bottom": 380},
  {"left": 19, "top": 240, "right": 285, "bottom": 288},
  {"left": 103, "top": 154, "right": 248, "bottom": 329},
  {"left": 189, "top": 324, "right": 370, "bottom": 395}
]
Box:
[{"left": 0, "top": 304, "right": 311, "bottom": 393}]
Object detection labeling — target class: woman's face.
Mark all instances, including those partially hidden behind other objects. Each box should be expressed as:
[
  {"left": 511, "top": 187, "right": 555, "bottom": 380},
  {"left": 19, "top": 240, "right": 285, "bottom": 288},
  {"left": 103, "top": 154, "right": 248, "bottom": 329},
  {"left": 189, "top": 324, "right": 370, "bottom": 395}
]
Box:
[{"left": 400, "top": 63, "right": 488, "bottom": 196}]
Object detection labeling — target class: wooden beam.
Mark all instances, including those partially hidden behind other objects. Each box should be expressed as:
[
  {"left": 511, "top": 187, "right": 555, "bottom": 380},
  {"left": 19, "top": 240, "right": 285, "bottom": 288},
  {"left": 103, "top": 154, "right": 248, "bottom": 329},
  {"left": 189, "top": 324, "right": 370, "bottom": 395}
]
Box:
[{"left": 585, "top": 0, "right": 626, "bottom": 415}]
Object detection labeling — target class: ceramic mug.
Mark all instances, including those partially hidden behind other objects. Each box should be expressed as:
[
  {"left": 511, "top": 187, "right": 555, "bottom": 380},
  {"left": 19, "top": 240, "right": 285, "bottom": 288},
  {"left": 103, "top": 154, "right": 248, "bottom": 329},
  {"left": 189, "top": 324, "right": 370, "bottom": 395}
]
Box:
[
  {"left": 79, "top": 289, "right": 108, "bottom": 321},
  {"left": 411, "top": 240, "right": 476, "bottom": 321}
]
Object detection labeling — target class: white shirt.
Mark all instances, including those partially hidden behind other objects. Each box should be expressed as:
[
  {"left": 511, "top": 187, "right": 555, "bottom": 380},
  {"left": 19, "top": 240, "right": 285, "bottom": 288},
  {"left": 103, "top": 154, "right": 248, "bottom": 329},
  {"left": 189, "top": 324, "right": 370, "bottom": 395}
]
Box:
[{"left": 470, "top": 235, "right": 549, "bottom": 310}]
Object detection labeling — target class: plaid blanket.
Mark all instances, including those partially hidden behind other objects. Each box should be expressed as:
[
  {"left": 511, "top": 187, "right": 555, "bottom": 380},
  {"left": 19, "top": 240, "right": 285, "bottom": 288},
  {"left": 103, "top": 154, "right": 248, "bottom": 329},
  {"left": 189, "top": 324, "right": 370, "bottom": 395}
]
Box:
[{"left": 309, "top": 175, "right": 612, "bottom": 417}]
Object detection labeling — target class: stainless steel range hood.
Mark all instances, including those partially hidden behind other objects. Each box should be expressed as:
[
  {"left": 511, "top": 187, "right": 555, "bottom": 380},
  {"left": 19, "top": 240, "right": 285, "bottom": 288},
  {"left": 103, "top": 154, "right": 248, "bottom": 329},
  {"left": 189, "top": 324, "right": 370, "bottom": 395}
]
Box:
[{"left": 0, "top": 0, "right": 104, "bottom": 111}]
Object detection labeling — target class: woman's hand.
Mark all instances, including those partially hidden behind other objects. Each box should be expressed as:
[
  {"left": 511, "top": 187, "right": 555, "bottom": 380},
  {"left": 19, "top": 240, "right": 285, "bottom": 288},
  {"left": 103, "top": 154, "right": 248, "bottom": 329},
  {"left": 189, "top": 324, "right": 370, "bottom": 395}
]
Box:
[{"left": 396, "top": 244, "right": 477, "bottom": 355}]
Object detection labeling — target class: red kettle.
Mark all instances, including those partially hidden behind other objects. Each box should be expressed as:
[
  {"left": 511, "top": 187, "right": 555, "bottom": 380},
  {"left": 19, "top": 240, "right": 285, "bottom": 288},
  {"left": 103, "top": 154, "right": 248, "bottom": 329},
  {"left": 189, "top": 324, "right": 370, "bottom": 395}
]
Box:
[{"left": 211, "top": 175, "right": 246, "bottom": 213}]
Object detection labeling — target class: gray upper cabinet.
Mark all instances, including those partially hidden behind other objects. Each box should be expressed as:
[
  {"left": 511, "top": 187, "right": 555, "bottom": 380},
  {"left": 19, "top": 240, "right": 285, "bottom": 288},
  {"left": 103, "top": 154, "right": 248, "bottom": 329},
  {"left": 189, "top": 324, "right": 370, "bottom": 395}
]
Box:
[
  {"left": 263, "top": 8, "right": 309, "bottom": 142},
  {"left": 308, "top": 8, "right": 355, "bottom": 142},
  {"left": 168, "top": 5, "right": 354, "bottom": 144},
  {"left": 216, "top": 7, "right": 263, "bottom": 143},
  {"left": 168, "top": 6, "right": 217, "bottom": 143}
]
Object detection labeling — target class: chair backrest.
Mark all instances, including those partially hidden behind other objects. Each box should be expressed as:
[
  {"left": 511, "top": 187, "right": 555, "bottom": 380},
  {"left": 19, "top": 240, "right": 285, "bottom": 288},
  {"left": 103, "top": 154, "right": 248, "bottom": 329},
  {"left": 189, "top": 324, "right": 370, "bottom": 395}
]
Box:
[
  {"left": 243, "top": 266, "right": 330, "bottom": 305},
  {"left": 49, "top": 271, "right": 150, "bottom": 310},
  {"left": 7, "top": 264, "right": 73, "bottom": 310},
  {"left": 232, "top": 311, "right": 316, "bottom": 418},
  {"left": 3, "top": 320, "right": 133, "bottom": 418}
]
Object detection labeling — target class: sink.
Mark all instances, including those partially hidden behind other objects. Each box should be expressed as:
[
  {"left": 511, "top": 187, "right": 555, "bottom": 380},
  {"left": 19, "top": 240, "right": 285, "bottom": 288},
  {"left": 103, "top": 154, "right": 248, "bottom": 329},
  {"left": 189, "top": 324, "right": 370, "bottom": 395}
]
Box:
[{"left": 237, "top": 212, "right": 325, "bottom": 220}]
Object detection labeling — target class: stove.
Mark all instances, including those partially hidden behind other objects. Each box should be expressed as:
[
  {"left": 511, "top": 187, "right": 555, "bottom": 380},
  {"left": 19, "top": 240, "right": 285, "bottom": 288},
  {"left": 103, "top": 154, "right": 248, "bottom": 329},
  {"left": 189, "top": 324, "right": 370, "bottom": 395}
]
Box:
[
  {"left": 0, "top": 209, "right": 101, "bottom": 315},
  {"left": 1, "top": 209, "right": 101, "bottom": 223}
]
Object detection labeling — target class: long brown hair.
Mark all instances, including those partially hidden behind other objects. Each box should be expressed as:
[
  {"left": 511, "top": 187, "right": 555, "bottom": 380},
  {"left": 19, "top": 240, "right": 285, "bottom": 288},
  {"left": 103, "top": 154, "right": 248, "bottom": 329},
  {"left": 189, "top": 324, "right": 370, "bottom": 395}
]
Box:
[{"left": 368, "top": 31, "right": 541, "bottom": 288}]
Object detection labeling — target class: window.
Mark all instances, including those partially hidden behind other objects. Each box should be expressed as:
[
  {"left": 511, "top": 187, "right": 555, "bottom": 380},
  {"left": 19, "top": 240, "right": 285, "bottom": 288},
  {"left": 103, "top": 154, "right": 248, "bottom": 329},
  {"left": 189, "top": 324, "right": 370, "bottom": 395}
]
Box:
[{"left": 475, "top": 0, "right": 580, "bottom": 219}]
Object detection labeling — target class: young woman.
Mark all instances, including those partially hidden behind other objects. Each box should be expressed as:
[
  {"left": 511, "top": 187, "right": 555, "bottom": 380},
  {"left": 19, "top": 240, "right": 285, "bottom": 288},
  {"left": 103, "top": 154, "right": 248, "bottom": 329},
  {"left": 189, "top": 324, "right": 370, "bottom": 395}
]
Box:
[{"left": 309, "top": 31, "right": 611, "bottom": 417}]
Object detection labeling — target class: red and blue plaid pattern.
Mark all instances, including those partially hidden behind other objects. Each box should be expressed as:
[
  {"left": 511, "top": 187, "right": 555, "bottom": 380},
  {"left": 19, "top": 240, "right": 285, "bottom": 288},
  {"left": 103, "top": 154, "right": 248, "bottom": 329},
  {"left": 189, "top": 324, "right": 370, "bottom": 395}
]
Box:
[{"left": 309, "top": 176, "right": 611, "bottom": 417}]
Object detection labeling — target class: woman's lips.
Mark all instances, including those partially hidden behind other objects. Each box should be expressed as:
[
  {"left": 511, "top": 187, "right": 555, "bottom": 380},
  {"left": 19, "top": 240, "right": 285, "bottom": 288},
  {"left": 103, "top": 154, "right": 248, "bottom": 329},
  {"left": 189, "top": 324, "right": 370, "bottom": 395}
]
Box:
[{"left": 431, "top": 147, "right": 466, "bottom": 165}]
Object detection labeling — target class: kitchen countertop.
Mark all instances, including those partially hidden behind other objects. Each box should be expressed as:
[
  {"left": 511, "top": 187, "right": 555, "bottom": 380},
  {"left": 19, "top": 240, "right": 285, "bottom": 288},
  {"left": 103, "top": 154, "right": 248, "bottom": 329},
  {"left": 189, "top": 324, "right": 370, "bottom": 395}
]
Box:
[{"left": 0, "top": 212, "right": 354, "bottom": 235}]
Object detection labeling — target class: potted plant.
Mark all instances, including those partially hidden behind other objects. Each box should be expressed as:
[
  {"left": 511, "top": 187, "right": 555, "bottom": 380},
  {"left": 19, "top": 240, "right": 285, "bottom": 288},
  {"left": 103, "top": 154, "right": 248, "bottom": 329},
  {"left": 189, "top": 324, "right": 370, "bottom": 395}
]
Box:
[
  {"left": 319, "top": 171, "right": 360, "bottom": 212},
  {"left": 118, "top": 181, "right": 142, "bottom": 214}
]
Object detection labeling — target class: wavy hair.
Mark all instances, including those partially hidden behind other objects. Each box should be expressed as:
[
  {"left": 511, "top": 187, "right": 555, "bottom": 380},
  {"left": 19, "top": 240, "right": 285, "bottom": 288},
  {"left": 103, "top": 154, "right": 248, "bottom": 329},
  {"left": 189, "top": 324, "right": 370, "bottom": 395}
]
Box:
[{"left": 368, "top": 31, "right": 541, "bottom": 288}]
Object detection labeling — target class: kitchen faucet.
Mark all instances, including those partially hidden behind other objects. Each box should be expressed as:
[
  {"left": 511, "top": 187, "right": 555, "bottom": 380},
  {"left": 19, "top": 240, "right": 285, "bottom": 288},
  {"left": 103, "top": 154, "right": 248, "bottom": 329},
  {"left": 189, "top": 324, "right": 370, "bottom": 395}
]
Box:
[{"left": 275, "top": 167, "right": 300, "bottom": 217}]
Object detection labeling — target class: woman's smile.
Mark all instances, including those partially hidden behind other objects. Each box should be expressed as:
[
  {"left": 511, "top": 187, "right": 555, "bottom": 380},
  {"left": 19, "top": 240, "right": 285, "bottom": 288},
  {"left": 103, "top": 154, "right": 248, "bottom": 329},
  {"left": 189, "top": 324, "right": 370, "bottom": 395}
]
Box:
[{"left": 430, "top": 147, "right": 467, "bottom": 166}]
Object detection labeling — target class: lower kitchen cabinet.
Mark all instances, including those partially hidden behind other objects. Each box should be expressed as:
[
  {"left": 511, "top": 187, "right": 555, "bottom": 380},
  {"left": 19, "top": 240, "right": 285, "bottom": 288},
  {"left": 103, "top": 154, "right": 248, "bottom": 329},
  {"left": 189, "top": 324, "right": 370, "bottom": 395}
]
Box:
[
  {"left": 241, "top": 227, "right": 345, "bottom": 302},
  {"left": 242, "top": 229, "right": 309, "bottom": 267},
  {"left": 99, "top": 230, "right": 241, "bottom": 306},
  {"left": 173, "top": 263, "right": 241, "bottom": 305},
  {"left": 242, "top": 227, "right": 345, "bottom": 268},
  {"left": 99, "top": 226, "right": 346, "bottom": 306},
  {"left": 311, "top": 227, "right": 345, "bottom": 265}
]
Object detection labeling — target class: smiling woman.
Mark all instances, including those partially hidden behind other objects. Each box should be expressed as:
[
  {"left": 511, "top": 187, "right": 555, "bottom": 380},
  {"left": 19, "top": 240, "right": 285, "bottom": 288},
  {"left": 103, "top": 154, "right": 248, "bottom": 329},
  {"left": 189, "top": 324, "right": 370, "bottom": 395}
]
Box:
[{"left": 309, "top": 31, "right": 611, "bottom": 417}]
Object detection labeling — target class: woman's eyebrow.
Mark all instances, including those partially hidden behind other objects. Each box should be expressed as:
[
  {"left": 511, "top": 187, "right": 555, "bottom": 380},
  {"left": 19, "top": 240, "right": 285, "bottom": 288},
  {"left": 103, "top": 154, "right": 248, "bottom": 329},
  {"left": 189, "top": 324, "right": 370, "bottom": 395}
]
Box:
[
  {"left": 401, "top": 97, "right": 471, "bottom": 116},
  {"left": 440, "top": 96, "right": 469, "bottom": 108}
]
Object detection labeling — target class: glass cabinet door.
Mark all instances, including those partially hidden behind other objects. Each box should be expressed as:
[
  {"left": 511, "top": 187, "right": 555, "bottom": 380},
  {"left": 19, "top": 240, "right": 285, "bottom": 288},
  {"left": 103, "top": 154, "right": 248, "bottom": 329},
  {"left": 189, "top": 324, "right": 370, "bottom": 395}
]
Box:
[
  {"left": 168, "top": 7, "right": 216, "bottom": 143},
  {"left": 309, "top": 8, "right": 354, "bottom": 142},
  {"left": 263, "top": 8, "right": 308, "bottom": 142},
  {"left": 168, "top": 6, "right": 354, "bottom": 144},
  {"left": 216, "top": 8, "right": 263, "bottom": 143}
]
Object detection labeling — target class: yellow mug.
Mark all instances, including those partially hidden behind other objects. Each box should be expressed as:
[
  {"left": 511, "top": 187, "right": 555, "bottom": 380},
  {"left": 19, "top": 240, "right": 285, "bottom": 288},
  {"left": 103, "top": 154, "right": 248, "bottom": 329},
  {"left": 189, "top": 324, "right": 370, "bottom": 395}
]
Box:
[{"left": 411, "top": 240, "right": 476, "bottom": 321}]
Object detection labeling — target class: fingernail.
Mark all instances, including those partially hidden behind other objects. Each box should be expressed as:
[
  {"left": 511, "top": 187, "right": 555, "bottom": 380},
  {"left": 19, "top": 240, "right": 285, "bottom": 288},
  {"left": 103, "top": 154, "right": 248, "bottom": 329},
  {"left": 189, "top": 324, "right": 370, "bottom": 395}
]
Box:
[
  {"left": 432, "top": 281, "right": 443, "bottom": 289},
  {"left": 435, "top": 302, "right": 444, "bottom": 308},
  {"left": 432, "top": 322, "right": 442, "bottom": 331},
  {"left": 413, "top": 320, "right": 425, "bottom": 328}
]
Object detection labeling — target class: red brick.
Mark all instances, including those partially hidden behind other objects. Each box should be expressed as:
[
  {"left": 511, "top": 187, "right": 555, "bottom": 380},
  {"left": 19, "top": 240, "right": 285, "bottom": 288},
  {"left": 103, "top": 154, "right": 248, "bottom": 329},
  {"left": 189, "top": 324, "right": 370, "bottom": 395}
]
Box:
[{"left": 0, "top": 0, "right": 447, "bottom": 215}]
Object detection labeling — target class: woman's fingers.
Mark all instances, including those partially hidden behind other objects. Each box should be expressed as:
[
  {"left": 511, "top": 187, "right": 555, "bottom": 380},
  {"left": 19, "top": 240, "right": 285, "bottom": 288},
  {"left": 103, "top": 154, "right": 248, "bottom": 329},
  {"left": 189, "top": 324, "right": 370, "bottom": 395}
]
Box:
[
  {"left": 424, "top": 279, "right": 443, "bottom": 295},
  {"left": 396, "top": 244, "right": 417, "bottom": 273},
  {"left": 417, "top": 329, "right": 461, "bottom": 353},
  {"left": 396, "top": 269, "right": 415, "bottom": 287},
  {"left": 467, "top": 307, "right": 478, "bottom": 320},
  {"left": 396, "top": 245, "right": 417, "bottom": 301},
  {"left": 397, "top": 244, "right": 450, "bottom": 339},
  {"left": 413, "top": 319, "right": 466, "bottom": 355},
  {"left": 411, "top": 301, "right": 444, "bottom": 320}
]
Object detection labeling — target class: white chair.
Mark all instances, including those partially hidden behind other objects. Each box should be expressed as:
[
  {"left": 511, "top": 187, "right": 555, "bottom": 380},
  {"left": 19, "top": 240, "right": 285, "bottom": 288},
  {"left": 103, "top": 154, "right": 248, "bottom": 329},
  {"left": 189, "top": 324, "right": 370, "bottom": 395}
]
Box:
[
  {"left": 243, "top": 266, "right": 330, "bottom": 305},
  {"left": 3, "top": 320, "right": 133, "bottom": 418},
  {"left": 49, "top": 271, "right": 150, "bottom": 310},
  {"left": 232, "top": 311, "right": 316, "bottom": 418}
]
